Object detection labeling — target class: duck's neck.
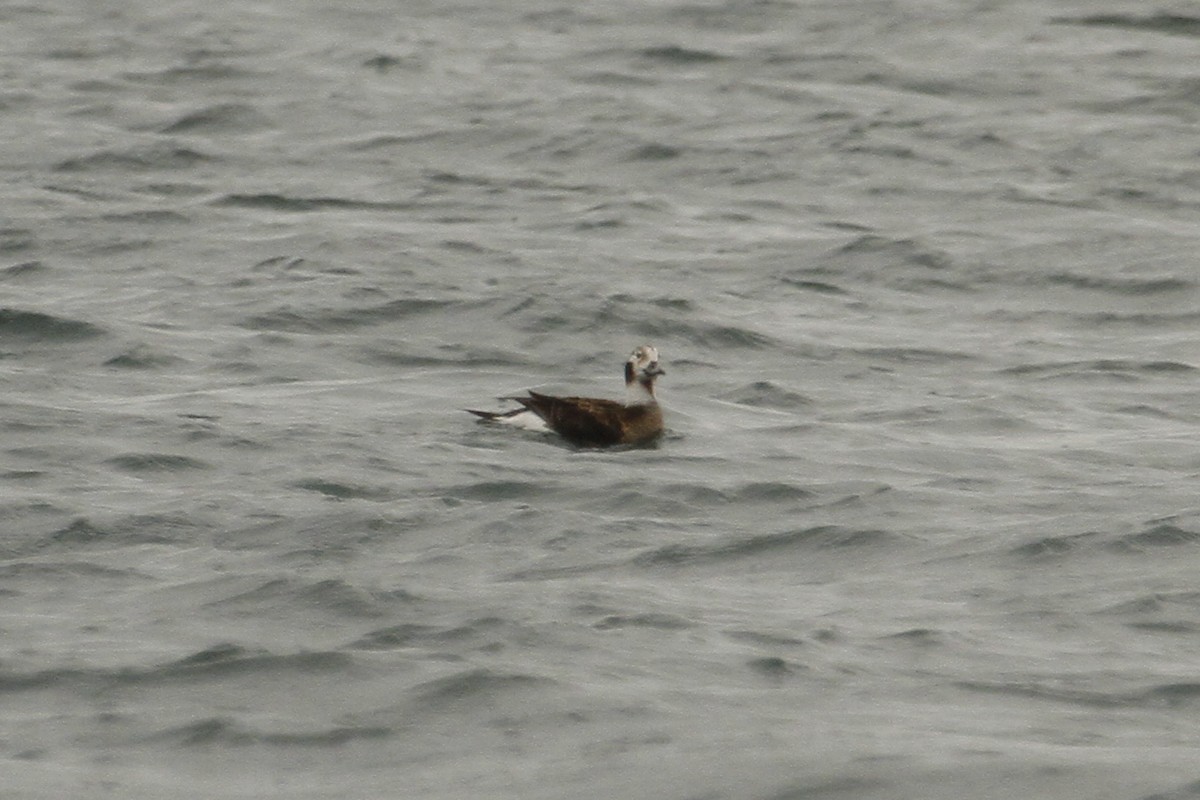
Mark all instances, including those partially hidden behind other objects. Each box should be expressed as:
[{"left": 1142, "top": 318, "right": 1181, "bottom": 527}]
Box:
[{"left": 625, "top": 377, "right": 657, "bottom": 405}]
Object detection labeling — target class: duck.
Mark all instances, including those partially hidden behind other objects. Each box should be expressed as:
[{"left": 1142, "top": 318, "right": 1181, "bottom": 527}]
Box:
[{"left": 467, "top": 345, "right": 666, "bottom": 447}]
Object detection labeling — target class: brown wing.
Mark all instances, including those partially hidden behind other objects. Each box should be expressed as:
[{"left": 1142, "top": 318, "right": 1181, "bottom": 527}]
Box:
[{"left": 518, "top": 391, "right": 661, "bottom": 447}]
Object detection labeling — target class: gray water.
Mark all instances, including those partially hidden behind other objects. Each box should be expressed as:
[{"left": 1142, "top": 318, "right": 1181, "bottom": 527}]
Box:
[{"left": 3, "top": 1, "right": 1200, "bottom": 797}]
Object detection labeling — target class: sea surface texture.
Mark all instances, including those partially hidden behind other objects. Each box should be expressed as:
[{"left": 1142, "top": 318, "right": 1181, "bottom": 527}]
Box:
[{"left": 3, "top": 1, "right": 1199, "bottom": 798}]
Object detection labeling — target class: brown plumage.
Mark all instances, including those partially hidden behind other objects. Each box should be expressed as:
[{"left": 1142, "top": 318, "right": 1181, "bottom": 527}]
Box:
[
  {"left": 512, "top": 390, "right": 663, "bottom": 447},
  {"left": 467, "top": 345, "right": 666, "bottom": 448}
]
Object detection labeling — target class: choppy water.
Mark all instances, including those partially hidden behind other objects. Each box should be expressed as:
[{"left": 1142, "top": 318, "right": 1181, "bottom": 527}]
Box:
[{"left": 4, "top": 1, "right": 1200, "bottom": 797}]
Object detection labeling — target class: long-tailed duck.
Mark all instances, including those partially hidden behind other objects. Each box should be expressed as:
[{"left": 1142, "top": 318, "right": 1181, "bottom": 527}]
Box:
[{"left": 467, "top": 345, "right": 666, "bottom": 447}]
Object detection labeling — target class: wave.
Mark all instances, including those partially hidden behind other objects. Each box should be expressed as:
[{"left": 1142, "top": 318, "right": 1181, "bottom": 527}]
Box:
[
  {"left": 0, "top": 644, "right": 354, "bottom": 695},
  {"left": 1101, "top": 592, "right": 1200, "bottom": 616},
  {"left": 1, "top": 226, "right": 35, "bottom": 255},
  {"left": 499, "top": 292, "right": 772, "bottom": 348},
  {"left": 615, "top": 317, "right": 774, "bottom": 349},
  {"left": 1009, "top": 518, "right": 1200, "bottom": 563},
  {"left": 292, "top": 479, "right": 394, "bottom": 501},
  {"left": 1084, "top": 77, "right": 1200, "bottom": 120},
  {"left": 54, "top": 143, "right": 212, "bottom": 172},
  {"left": 1009, "top": 531, "right": 1102, "bottom": 558},
  {"left": 104, "top": 453, "right": 213, "bottom": 473},
  {"left": 212, "top": 511, "right": 428, "bottom": 556},
  {"left": 724, "top": 629, "right": 808, "bottom": 649},
  {"left": 954, "top": 680, "right": 1114, "bottom": 708},
  {"left": 206, "top": 577, "right": 417, "bottom": 619},
  {"left": 0, "top": 261, "right": 44, "bottom": 279},
  {"left": 1074, "top": 311, "right": 1200, "bottom": 328},
  {"left": 159, "top": 103, "right": 272, "bottom": 135},
  {"left": 154, "top": 717, "right": 391, "bottom": 748},
  {"left": 96, "top": 211, "right": 191, "bottom": 230},
  {"left": 717, "top": 381, "right": 814, "bottom": 410},
  {"left": 103, "top": 345, "right": 184, "bottom": 369},
  {"left": 1043, "top": 271, "right": 1192, "bottom": 295},
  {"left": 745, "top": 656, "right": 804, "bottom": 680},
  {"left": 1135, "top": 780, "right": 1200, "bottom": 800},
  {"left": 441, "top": 480, "right": 551, "bottom": 503},
  {"left": 0, "top": 560, "right": 147, "bottom": 581},
  {"left": 1111, "top": 403, "right": 1180, "bottom": 420},
  {"left": 239, "top": 297, "right": 467, "bottom": 334},
  {"left": 638, "top": 45, "right": 730, "bottom": 64},
  {"left": 626, "top": 142, "right": 683, "bottom": 161},
  {"left": 957, "top": 679, "right": 1200, "bottom": 709},
  {"left": 622, "top": 482, "right": 814, "bottom": 508},
  {"left": 593, "top": 612, "right": 692, "bottom": 630},
  {"left": 1097, "top": 591, "right": 1200, "bottom": 635},
  {"left": 880, "top": 627, "right": 951, "bottom": 647},
  {"left": 828, "top": 234, "right": 955, "bottom": 270},
  {"left": 777, "top": 234, "right": 975, "bottom": 293},
  {"left": 1000, "top": 359, "right": 1196, "bottom": 380},
  {"left": 158, "top": 643, "right": 355, "bottom": 682},
  {"left": 410, "top": 667, "right": 555, "bottom": 709},
  {"left": 38, "top": 514, "right": 206, "bottom": 550},
  {"left": 851, "top": 346, "right": 976, "bottom": 365},
  {"left": 212, "top": 193, "right": 418, "bottom": 213},
  {"left": 123, "top": 63, "right": 260, "bottom": 85},
  {"left": 730, "top": 482, "right": 816, "bottom": 502},
  {"left": 361, "top": 343, "right": 528, "bottom": 369},
  {"left": 362, "top": 53, "right": 420, "bottom": 73},
  {"left": 0, "top": 308, "right": 104, "bottom": 342},
  {"left": 1111, "top": 523, "right": 1200, "bottom": 551},
  {"left": 42, "top": 517, "right": 138, "bottom": 548},
  {"left": 633, "top": 525, "right": 896, "bottom": 568},
  {"left": 776, "top": 276, "right": 849, "bottom": 295},
  {"left": 348, "top": 618, "right": 504, "bottom": 650},
  {"left": 1126, "top": 621, "right": 1200, "bottom": 635},
  {"left": 1052, "top": 13, "right": 1200, "bottom": 37}
]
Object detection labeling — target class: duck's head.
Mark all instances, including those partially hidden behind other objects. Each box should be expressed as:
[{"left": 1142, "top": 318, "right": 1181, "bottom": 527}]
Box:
[{"left": 624, "top": 345, "right": 665, "bottom": 397}]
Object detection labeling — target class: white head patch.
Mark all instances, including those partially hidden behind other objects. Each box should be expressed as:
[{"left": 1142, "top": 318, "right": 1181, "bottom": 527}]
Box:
[{"left": 625, "top": 345, "right": 665, "bottom": 393}]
